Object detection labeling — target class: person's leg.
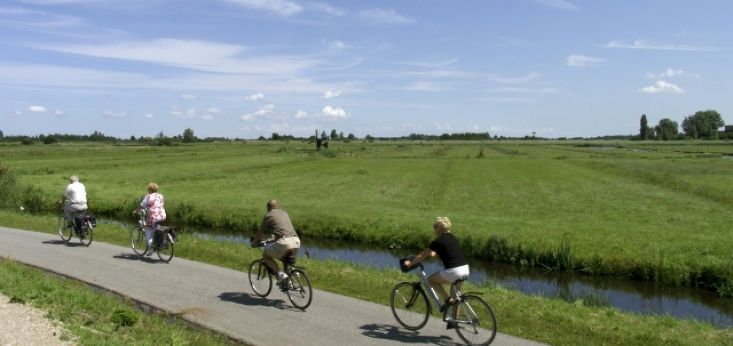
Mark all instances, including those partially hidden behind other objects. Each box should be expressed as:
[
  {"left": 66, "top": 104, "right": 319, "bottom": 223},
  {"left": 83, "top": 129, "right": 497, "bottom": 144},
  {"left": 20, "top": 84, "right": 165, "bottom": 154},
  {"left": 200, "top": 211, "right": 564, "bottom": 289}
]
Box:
[
  {"left": 429, "top": 272, "right": 451, "bottom": 302},
  {"left": 262, "top": 249, "right": 280, "bottom": 276}
]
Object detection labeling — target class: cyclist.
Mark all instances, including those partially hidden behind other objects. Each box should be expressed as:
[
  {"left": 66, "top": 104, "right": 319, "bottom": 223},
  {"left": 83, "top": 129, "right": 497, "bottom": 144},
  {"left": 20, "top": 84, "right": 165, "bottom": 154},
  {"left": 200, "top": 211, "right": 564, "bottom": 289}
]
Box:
[
  {"left": 132, "top": 182, "right": 166, "bottom": 255},
  {"left": 402, "top": 216, "right": 469, "bottom": 327},
  {"left": 62, "top": 175, "right": 88, "bottom": 231},
  {"left": 252, "top": 200, "right": 300, "bottom": 287}
]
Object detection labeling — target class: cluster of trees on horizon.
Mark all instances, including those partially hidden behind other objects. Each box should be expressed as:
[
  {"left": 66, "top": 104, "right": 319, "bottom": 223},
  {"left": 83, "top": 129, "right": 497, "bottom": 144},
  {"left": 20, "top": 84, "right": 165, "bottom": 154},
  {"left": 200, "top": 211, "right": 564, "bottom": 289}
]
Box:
[{"left": 1, "top": 109, "right": 728, "bottom": 145}]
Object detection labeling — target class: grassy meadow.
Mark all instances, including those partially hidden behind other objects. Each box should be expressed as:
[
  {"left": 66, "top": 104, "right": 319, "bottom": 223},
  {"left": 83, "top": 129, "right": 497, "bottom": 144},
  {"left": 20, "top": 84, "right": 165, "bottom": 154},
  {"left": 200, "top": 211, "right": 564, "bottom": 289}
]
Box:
[{"left": 1, "top": 140, "right": 733, "bottom": 294}]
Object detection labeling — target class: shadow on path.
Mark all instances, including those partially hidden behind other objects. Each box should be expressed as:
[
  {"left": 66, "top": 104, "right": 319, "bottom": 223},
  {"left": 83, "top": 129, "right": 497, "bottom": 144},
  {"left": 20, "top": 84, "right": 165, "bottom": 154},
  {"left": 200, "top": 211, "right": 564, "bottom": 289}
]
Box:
[
  {"left": 359, "top": 323, "right": 460, "bottom": 346},
  {"left": 218, "top": 292, "right": 302, "bottom": 312},
  {"left": 42, "top": 239, "right": 85, "bottom": 247},
  {"left": 112, "top": 253, "right": 161, "bottom": 264}
]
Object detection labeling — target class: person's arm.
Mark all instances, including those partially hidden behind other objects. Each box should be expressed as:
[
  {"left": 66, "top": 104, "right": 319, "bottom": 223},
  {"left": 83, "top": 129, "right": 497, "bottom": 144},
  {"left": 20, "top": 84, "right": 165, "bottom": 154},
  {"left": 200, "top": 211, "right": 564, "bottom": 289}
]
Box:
[
  {"left": 403, "top": 248, "right": 436, "bottom": 268},
  {"left": 253, "top": 216, "right": 268, "bottom": 243},
  {"left": 133, "top": 195, "right": 148, "bottom": 214}
]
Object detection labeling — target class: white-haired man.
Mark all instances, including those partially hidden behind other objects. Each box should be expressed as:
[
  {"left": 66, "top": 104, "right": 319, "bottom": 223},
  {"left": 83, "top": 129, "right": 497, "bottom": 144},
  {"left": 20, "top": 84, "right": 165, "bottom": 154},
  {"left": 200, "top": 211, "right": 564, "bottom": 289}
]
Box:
[{"left": 63, "top": 175, "right": 88, "bottom": 221}]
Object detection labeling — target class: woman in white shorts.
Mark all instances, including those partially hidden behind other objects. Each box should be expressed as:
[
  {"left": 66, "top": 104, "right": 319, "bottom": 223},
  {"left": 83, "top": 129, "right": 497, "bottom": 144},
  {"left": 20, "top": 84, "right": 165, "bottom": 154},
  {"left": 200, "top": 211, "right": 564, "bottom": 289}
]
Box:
[{"left": 403, "top": 217, "right": 470, "bottom": 308}]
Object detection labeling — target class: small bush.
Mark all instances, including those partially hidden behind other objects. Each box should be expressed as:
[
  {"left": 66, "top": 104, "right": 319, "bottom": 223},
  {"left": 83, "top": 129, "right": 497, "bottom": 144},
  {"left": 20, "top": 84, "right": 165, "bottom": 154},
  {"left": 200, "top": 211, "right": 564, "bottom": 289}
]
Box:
[{"left": 110, "top": 309, "right": 138, "bottom": 327}]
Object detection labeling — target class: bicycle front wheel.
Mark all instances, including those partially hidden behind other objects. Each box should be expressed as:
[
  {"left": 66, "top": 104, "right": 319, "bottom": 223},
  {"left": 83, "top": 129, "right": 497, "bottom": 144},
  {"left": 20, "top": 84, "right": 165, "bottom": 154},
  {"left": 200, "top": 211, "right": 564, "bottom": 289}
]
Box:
[
  {"left": 452, "top": 295, "right": 497, "bottom": 346},
  {"left": 58, "top": 217, "right": 73, "bottom": 242},
  {"left": 156, "top": 232, "right": 174, "bottom": 263},
  {"left": 390, "top": 282, "right": 430, "bottom": 331},
  {"left": 248, "top": 260, "right": 272, "bottom": 297},
  {"left": 130, "top": 225, "right": 148, "bottom": 256},
  {"left": 79, "top": 221, "right": 93, "bottom": 247},
  {"left": 286, "top": 269, "right": 312, "bottom": 310}
]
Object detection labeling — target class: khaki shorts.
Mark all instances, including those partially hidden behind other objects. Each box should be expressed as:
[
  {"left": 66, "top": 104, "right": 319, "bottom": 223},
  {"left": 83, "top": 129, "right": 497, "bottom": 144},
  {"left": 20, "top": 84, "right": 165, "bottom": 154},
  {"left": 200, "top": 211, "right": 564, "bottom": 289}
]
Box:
[{"left": 264, "top": 236, "right": 300, "bottom": 260}]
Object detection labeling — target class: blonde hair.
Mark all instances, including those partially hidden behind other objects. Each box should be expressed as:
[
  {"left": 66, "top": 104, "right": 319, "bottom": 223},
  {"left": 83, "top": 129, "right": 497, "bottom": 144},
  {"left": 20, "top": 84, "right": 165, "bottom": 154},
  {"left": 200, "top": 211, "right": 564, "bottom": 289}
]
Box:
[
  {"left": 434, "top": 216, "right": 452, "bottom": 231},
  {"left": 147, "top": 182, "right": 159, "bottom": 193}
]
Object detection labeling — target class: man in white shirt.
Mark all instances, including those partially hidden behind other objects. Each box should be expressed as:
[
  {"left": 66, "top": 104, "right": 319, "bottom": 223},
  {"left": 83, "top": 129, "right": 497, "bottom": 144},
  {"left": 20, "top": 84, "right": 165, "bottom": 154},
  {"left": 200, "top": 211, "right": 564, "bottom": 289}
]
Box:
[{"left": 63, "top": 175, "right": 87, "bottom": 221}]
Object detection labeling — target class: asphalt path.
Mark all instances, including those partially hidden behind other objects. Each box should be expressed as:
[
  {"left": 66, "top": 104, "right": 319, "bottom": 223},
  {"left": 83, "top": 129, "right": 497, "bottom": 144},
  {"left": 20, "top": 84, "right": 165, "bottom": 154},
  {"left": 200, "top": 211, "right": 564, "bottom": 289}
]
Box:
[{"left": 0, "top": 226, "right": 547, "bottom": 346}]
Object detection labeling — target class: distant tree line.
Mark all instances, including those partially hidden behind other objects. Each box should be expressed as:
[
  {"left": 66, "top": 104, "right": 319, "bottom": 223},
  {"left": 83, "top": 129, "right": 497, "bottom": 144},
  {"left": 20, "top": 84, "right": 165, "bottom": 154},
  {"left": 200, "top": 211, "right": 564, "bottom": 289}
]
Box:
[{"left": 638, "top": 110, "right": 726, "bottom": 140}]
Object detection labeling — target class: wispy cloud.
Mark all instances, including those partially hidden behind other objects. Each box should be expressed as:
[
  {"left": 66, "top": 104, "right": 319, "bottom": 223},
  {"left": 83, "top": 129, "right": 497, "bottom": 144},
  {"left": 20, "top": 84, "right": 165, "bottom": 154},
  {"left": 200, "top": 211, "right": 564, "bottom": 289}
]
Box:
[
  {"left": 222, "top": 0, "right": 302, "bottom": 16},
  {"left": 321, "top": 105, "right": 349, "bottom": 119},
  {"left": 0, "top": 6, "right": 82, "bottom": 27},
  {"left": 322, "top": 90, "right": 341, "bottom": 99},
  {"left": 639, "top": 80, "right": 685, "bottom": 94},
  {"left": 294, "top": 110, "right": 307, "bottom": 118},
  {"left": 488, "top": 72, "right": 541, "bottom": 84},
  {"left": 404, "top": 81, "right": 443, "bottom": 92},
  {"left": 313, "top": 2, "right": 344, "bottom": 16},
  {"left": 180, "top": 94, "right": 197, "bottom": 100},
  {"left": 566, "top": 54, "right": 604, "bottom": 67},
  {"left": 28, "top": 105, "right": 47, "bottom": 112},
  {"left": 646, "top": 68, "right": 699, "bottom": 79},
  {"left": 53, "top": 109, "right": 64, "bottom": 116},
  {"left": 534, "top": 0, "right": 579, "bottom": 11},
  {"left": 30, "top": 39, "right": 319, "bottom": 75},
  {"left": 605, "top": 39, "right": 717, "bottom": 52},
  {"left": 359, "top": 8, "right": 414, "bottom": 25},
  {"left": 396, "top": 59, "right": 458, "bottom": 68}
]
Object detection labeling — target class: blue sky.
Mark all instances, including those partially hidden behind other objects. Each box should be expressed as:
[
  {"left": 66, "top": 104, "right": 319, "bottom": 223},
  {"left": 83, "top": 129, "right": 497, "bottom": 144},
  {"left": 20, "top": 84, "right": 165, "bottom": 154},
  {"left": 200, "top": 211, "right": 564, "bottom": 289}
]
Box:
[{"left": 1, "top": 0, "right": 731, "bottom": 139}]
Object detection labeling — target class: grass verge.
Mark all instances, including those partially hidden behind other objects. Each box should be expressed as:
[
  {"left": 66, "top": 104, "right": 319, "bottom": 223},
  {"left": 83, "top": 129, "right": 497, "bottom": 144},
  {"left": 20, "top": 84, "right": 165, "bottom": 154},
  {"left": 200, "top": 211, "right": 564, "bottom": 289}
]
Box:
[{"left": 1, "top": 210, "right": 732, "bottom": 346}]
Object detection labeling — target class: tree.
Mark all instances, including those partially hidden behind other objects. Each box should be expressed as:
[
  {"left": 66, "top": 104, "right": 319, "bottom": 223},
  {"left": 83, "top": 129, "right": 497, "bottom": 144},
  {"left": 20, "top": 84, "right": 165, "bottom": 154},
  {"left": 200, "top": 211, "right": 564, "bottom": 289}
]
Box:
[
  {"left": 321, "top": 131, "right": 328, "bottom": 140},
  {"left": 655, "top": 118, "right": 679, "bottom": 140},
  {"left": 640, "top": 114, "right": 651, "bottom": 140},
  {"left": 271, "top": 132, "right": 281, "bottom": 140},
  {"left": 682, "top": 110, "right": 724, "bottom": 139},
  {"left": 347, "top": 133, "right": 356, "bottom": 140},
  {"left": 182, "top": 128, "right": 196, "bottom": 143},
  {"left": 330, "top": 129, "right": 338, "bottom": 140},
  {"left": 0, "top": 130, "right": 3, "bottom": 138}
]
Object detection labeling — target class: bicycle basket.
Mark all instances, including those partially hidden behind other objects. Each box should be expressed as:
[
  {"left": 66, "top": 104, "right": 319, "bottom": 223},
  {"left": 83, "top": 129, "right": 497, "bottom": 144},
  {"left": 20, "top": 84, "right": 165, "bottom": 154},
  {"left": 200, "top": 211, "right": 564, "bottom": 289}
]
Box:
[
  {"left": 85, "top": 214, "right": 97, "bottom": 227},
  {"left": 399, "top": 256, "right": 415, "bottom": 273}
]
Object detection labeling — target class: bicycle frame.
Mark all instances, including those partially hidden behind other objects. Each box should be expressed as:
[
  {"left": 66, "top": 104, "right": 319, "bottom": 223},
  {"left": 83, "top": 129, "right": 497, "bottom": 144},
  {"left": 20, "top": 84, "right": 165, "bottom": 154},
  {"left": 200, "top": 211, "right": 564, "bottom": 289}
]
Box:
[{"left": 411, "top": 263, "right": 463, "bottom": 313}]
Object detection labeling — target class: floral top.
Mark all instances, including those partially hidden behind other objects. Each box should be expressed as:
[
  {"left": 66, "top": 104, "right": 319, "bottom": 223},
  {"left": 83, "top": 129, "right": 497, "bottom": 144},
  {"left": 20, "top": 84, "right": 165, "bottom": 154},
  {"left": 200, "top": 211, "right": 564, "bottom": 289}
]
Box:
[{"left": 140, "top": 192, "right": 166, "bottom": 227}]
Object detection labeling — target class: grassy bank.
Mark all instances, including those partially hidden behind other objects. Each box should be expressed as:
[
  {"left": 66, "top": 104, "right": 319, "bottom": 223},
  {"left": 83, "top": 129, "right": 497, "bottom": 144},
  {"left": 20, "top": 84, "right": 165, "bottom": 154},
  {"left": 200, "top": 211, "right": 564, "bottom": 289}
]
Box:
[
  {"left": 1, "top": 210, "right": 731, "bottom": 345},
  {"left": 0, "top": 259, "right": 237, "bottom": 345},
  {"left": 1, "top": 140, "right": 732, "bottom": 295}
]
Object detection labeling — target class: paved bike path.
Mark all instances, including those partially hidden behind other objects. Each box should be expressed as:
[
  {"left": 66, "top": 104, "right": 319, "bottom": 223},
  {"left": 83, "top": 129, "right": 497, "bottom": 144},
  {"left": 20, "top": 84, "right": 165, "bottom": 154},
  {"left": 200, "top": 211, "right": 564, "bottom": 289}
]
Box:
[{"left": 0, "top": 227, "right": 547, "bottom": 346}]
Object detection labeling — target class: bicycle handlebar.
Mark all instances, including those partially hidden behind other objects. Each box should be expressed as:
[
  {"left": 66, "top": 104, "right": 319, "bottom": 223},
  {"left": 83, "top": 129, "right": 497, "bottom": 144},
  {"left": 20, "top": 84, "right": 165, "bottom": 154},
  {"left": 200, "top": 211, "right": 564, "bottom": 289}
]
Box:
[{"left": 399, "top": 256, "right": 423, "bottom": 273}]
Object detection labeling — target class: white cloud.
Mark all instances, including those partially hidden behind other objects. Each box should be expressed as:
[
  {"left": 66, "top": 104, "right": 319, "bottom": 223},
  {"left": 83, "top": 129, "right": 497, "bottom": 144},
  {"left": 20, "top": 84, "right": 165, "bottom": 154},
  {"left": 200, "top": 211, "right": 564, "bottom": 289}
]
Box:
[
  {"left": 404, "top": 81, "right": 443, "bottom": 92},
  {"left": 535, "top": 0, "right": 579, "bottom": 11},
  {"left": 646, "top": 68, "right": 699, "bottom": 79},
  {"left": 200, "top": 114, "right": 213, "bottom": 120},
  {"left": 206, "top": 107, "right": 221, "bottom": 113},
  {"left": 479, "top": 97, "right": 533, "bottom": 103},
  {"left": 0, "top": 6, "right": 82, "bottom": 27},
  {"left": 321, "top": 105, "right": 349, "bottom": 119},
  {"left": 180, "top": 94, "right": 197, "bottom": 100},
  {"left": 241, "top": 103, "right": 275, "bottom": 121},
  {"left": 222, "top": 0, "right": 302, "bottom": 16},
  {"left": 397, "top": 59, "right": 458, "bottom": 68},
  {"left": 28, "top": 105, "right": 47, "bottom": 112},
  {"left": 359, "top": 8, "right": 414, "bottom": 25},
  {"left": 144, "top": 113, "right": 154, "bottom": 118},
  {"left": 566, "top": 54, "right": 604, "bottom": 67},
  {"left": 53, "top": 109, "right": 64, "bottom": 116},
  {"left": 294, "top": 110, "right": 308, "bottom": 118},
  {"left": 322, "top": 90, "right": 342, "bottom": 99},
  {"left": 104, "top": 111, "right": 126, "bottom": 118},
  {"left": 488, "top": 72, "right": 541, "bottom": 84},
  {"left": 605, "top": 39, "right": 717, "bottom": 52},
  {"left": 638, "top": 80, "right": 685, "bottom": 94},
  {"left": 246, "top": 92, "right": 265, "bottom": 101}
]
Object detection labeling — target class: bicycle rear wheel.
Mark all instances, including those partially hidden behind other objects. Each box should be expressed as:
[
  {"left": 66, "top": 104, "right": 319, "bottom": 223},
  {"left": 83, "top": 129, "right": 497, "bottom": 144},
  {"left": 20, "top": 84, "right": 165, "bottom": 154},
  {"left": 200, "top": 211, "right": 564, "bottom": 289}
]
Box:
[
  {"left": 452, "top": 295, "right": 497, "bottom": 346},
  {"left": 57, "top": 217, "right": 73, "bottom": 242},
  {"left": 286, "top": 268, "right": 312, "bottom": 310},
  {"left": 130, "top": 225, "right": 148, "bottom": 256},
  {"left": 390, "top": 282, "right": 430, "bottom": 331},
  {"left": 248, "top": 260, "right": 272, "bottom": 297},
  {"left": 78, "top": 221, "right": 93, "bottom": 247},
  {"left": 156, "top": 232, "right": 174, "bottom": 263}
]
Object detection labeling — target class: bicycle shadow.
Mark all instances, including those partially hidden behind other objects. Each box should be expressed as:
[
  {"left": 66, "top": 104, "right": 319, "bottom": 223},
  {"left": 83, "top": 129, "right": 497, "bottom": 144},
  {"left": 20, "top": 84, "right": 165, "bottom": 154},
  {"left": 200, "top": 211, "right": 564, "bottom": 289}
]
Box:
[
  {"left": 112, "top": 253, "right": 161, "bottom": 264},
  {"left": 218, "top": 292, "right": 301, "bottom": 312},
  {"left": 42, "top": 239, "right": 85, "bottom": 247},
  {"left": 359, "top": 323, "right": 460, "bottom": 346}
]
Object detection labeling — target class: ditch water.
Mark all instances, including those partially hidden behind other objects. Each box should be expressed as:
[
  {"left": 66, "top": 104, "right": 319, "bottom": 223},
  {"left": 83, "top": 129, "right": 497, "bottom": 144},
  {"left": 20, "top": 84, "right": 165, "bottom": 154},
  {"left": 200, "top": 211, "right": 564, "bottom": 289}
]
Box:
[{"left": 191, "top": 231, "right": 733, "bottom": 328}]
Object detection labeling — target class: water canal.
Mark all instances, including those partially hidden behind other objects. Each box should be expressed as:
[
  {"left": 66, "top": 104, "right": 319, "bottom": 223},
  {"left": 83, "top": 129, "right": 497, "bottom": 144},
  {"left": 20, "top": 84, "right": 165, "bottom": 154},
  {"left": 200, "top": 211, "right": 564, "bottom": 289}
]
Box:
[{"left": 191, "top": 231, "right": 733, "bottom": 328}]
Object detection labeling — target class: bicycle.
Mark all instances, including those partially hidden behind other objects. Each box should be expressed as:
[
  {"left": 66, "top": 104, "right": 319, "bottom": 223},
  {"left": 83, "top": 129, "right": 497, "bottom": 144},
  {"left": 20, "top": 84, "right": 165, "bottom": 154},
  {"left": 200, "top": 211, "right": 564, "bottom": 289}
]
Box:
[
  {"left": 248, "top": 240, "right": 313, "bottom": 310},
  {"left": 390, "top": 259, "right": 497, "bottom": 346},
  {"left": 57, "top": 210, "right": 96, "bottom": 246},
  {"left": 129, "top": 211, "right": 176, "bottom": 262}
]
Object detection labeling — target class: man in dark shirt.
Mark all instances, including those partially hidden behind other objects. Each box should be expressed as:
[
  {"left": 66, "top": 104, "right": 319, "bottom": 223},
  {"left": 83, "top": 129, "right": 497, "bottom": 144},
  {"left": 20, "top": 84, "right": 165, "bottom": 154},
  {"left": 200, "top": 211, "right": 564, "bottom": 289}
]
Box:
[{"left": 253, "top": 200, "right": 301, "bottom": 284}]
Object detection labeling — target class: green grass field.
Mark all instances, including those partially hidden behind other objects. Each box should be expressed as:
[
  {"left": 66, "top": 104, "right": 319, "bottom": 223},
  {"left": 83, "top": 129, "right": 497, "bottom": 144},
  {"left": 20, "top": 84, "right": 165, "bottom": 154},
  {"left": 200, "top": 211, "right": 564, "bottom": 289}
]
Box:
[{"left": 1, "top": 140, "right": 732, "bottom": 294}]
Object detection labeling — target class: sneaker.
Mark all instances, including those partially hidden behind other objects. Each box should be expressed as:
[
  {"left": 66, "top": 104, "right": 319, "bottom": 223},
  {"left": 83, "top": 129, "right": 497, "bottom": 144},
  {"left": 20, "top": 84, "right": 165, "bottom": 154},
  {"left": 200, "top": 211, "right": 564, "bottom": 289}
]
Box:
[
  {"left": 440, "top": 297, "right": 456, "bottom": 313},
  {"left": 276, "top": 272, "right": 288, "bottom": 283}
]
